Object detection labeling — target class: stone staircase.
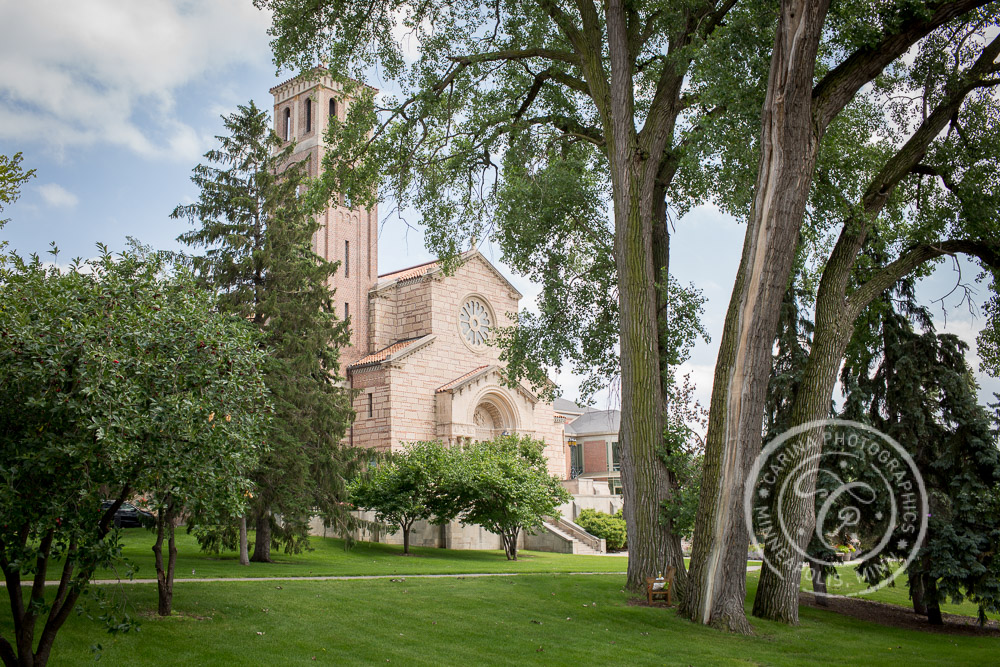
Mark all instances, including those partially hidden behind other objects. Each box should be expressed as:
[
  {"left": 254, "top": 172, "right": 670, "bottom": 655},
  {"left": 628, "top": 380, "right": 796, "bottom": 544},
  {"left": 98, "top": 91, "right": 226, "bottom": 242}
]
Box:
[{"left": 530, "top": 516, "right": 605, "bottom": 555}]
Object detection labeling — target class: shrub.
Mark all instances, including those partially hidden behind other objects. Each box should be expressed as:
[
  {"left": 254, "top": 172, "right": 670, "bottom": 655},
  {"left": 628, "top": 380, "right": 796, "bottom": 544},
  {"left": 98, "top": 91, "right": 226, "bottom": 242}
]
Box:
[{"left": 576, "top": 509, "right": 627, "bottom": 550}]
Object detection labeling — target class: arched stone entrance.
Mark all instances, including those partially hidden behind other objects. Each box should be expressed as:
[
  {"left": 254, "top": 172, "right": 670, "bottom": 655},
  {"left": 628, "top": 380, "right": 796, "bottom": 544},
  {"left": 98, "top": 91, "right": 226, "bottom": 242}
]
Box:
[{"left": 471, "top": 391, "right": 518, "bottom": 441}]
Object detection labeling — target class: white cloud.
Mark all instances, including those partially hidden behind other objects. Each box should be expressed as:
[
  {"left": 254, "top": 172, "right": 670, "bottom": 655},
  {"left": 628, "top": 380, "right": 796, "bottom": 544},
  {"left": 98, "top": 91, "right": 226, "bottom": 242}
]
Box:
[
  {"left": 0, "top": 0, "right": 272, "bottom": 161},
  {"left": 37, "top": 183, "right": 78, "bottom": 208}
]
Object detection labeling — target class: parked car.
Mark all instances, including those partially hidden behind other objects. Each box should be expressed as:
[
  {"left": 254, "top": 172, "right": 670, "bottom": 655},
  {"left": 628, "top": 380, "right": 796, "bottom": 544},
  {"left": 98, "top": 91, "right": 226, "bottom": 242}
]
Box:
[{"left": 101, "top": 500, "right": 155, "bottom": 528}]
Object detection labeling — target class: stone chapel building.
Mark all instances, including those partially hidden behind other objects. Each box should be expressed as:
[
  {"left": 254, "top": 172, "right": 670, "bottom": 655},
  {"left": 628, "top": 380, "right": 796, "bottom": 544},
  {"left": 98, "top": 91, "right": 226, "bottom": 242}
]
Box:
[{"left": 272, "top": 71, "right": 617, "bottom": 551}]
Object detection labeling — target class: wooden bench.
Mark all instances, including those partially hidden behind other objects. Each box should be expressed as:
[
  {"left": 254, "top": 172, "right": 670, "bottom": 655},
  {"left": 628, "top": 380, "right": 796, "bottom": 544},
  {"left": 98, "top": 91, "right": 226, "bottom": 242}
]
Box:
[{"left": 646, "top": 566, "right": 676, "bottom": 606}]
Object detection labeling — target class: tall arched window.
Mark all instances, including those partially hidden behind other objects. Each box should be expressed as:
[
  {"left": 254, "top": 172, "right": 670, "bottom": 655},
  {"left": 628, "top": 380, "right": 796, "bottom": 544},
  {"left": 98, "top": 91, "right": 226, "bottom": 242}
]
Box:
[
  {"left": 283, "top": 107, "right": 291, "bottom": 140},
  {"left": 305, "top": 98, "right": 312, "bottom": 133},
  {"left": 329, "top": 98, "right": 337, "bottom": 120}
]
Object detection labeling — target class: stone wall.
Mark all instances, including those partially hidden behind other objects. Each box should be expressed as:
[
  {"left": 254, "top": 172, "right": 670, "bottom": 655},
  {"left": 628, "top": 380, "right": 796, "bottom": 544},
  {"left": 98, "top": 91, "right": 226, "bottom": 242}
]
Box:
[
  {"left": 358, "top": 253, "right": 566, "bottom": 462},
  {"left": 323, "top": 512, "right": 582, "bottom": 553},
  {"left": 349, "top": 365, "right": 391, "bottom": 451}
]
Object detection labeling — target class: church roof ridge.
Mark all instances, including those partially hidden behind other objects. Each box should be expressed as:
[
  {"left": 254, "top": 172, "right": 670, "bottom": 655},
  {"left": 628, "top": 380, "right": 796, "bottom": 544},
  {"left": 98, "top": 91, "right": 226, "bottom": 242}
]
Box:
[
  {"left": 347, "top": 335, "right": 429, "bottom": 370},
  {"left": 377, "top": 258, "right": 439, "bottom": 284},
  {"left": 435, "top": 365, "right": 494, "bottom": 393},
  {"left": 374, "top": 249, "right": 523, "bottom": 299}
]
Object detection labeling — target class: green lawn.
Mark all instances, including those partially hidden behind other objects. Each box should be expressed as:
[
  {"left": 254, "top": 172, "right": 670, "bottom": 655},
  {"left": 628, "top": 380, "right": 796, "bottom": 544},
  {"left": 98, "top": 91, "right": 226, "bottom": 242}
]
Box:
[
  {"left": 89, "top": 529, "right": 628, "bottom": 580},
  {"left": 4, "top": 573, "right": 996, "bottom": 666},
  {"left": 6, "top": 535, "right": 997, "bottom": 665}
]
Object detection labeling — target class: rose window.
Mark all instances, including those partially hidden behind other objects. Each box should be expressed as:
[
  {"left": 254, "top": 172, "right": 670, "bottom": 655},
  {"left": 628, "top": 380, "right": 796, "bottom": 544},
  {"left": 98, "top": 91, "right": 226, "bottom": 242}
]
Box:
[{"left": 459, "top": 298, "right": 492, "bottom": 347}]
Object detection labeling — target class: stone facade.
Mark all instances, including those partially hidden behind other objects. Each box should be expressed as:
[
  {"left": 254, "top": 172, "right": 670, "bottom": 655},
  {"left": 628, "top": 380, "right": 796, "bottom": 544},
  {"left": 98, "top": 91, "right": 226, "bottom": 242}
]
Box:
[
  {"left": 344, "top": 252, "right": 566, "bottom": 478},
  {"left": 274, "top": 73, "right": 615, "bottom": 551}
]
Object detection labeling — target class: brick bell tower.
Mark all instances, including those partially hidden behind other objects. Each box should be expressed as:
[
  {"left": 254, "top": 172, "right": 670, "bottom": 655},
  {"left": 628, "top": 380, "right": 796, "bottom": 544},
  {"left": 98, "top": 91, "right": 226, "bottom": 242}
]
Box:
[{"left": 270, "top": 71, "right": 378, "bottom": 369}]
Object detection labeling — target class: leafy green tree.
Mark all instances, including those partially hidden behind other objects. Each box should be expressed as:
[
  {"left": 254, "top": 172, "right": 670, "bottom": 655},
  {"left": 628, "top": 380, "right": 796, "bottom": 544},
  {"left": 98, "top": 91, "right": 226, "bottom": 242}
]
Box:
[
  {"left": 449, "top": 435, "right": 570, "bottom": 561},
  {"left": 173, "top": 101, "right": 356, "bottom": 564},
  {"left": 748, "top": 16, "right": 1000, "bottom": 623},
  {"left": 349, "top": 442, "right": 461, "bottom": 554},
  {"left": 0, "top": 246, "right": 269, "bottom": 666},
  {"left": 841, "top": 304, "right": 1000, "bottom": 625},
  {"left": 980, "top": 295, "right": 1000, "bottom": 376},
  {"left": 690, "top": 1, "right": 1000, "bottom": 630}
]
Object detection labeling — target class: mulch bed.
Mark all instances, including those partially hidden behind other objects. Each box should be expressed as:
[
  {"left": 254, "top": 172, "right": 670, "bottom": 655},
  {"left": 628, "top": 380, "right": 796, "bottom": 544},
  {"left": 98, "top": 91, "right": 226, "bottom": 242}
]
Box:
[{"left": 799, "top": 592, "right": 1000, "bottom": 636}]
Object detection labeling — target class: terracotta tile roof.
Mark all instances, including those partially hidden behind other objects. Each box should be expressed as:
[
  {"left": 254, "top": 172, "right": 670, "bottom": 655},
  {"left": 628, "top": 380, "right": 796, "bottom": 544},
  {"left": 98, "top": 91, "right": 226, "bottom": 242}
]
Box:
[
  {"left": 436, "top": 366, "right": 492, "bottom": 393},
  {"left": 378, "top": 259, "right": 439, "bottom": 284},
  {"left": 348, "top": 337, "right": 422, "bottom": 370}
]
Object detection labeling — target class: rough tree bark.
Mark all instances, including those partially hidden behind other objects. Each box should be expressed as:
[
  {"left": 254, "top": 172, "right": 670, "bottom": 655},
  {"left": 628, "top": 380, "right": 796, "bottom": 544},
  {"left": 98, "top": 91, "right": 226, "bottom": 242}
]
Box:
[
  {"left": 686, "top": 0, "right": 994, "bottom": 631},
  {"left": 601, "top": 0, "right": 704, "bottom": 595},
  {"left": 652, "top": 180, "right": 690, "bottom": 601},
  {"left": 251, "top": 510, "right": 273, "bottom": 563},
  {"left": 683, "top": 0, "right": 831, "bottom": 634}
]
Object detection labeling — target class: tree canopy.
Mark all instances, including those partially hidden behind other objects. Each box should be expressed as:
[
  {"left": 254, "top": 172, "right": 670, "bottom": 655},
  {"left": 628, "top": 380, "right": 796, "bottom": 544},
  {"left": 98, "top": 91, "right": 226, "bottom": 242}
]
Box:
[
  {"left": 450, "top": 435, "right": 571, "bottom": 561},
  {"left": 349, "top": 441, "right": 462, "bottom": 554},
  {"left": 0, "top": 246, "right": 269, "bottom": 667}
]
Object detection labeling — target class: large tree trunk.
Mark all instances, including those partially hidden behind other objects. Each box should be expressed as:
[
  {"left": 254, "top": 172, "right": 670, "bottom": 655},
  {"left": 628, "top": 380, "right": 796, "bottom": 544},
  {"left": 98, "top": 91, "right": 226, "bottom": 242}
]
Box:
[
  {"left": 239, "top": 515, "right": 250, "bottom": 566},
  {"left": 748, "top": 33, "right": 1000, "bottom": 620},
  {"left": 614, "top": 175, "right": 671, "bottom": 593},
  {"left": 603, "top": 0, "right": 674, "bottom": 594},
  {"left": 684, "top": 0, "right": 830, "bottom": 633},
  {"left": 402, "top": 521, "right": 411, "bottom": 555},
  {"left": 752, "top": 322, "right": 851, "bottom": 622},
  {"left": 153, "top": 501, "right": 178, "bottom": 616},
  {"left": 251, "top": 510, "right": 273, "bottom": 563}
]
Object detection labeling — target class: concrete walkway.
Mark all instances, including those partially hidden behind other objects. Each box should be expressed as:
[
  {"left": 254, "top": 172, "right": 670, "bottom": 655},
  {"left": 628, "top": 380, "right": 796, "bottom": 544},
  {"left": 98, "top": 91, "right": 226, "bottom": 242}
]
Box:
[
  {"left": 2, "top": 571, "right": 624, "bottom": 587},
  {"left": 5, "top": 565, "right": 762, "bottom": 586}
]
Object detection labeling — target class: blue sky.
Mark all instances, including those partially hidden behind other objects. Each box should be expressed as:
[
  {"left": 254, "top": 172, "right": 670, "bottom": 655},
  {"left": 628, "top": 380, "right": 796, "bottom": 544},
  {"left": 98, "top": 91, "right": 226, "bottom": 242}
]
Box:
[{"left": 1, "top": 0, "right": 996, "bottom": 413}]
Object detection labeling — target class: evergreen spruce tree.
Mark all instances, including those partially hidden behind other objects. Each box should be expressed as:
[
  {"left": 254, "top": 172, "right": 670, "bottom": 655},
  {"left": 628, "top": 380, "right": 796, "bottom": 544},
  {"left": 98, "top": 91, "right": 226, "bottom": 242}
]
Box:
[
  {"left": 841, "top": 298, "right": 1000, "bottom": 625},
  {"left": 173, "top": 101, "right": 357, "bottom": 563}
]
